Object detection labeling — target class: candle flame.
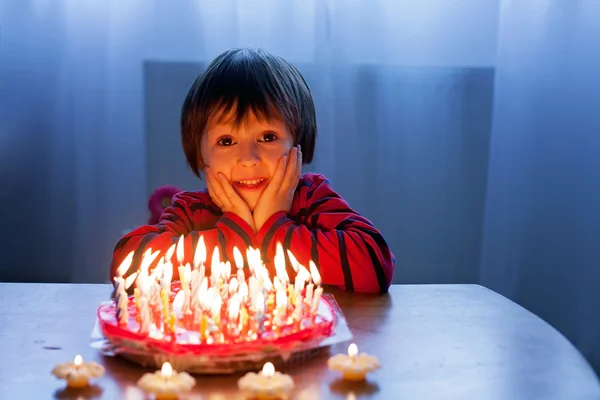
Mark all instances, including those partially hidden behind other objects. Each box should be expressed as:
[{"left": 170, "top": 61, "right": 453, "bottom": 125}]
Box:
[
  {"left": 229, "top": 277, "right": 239, "bottom": 293},
  {"left": 348, "top": 343, "right": 358, "bottom": 358},
  {"left": 193, "top": 235, "right": 206, "bottom": 268},
  {"left": 165, "top": 243, "right": 176, "bottom": 261},
  {"left": 246, "top": 247, "right": 261, "bottom": 273},
  {"left": 74, "top": 355, "right": 82, "bottom": 366},
  {"left": 161, "top": 262, "right": 173, "bottom": 289},
  {"left": 276, "top": 289, "right": 287, "bottom": 309},
  {"left": 233, "top": 246, "right": 244, "bottom": 269},
  {"left": 124, "top": 271, "right": 138, "bottom": 290},
  {"left": 294, "top": 269, "right": 307, "bottom": 292},
  {"left": 239, "top": 280, "right": 249, "bottom": 301},
  {"left": 140, "top": 248, "right": 160, "bottom": 274},
  {"left": 150, "top": 258, "right": 164, "bottom": 280},
  {"left": 309, "top": 260, "right": 321, "bottom": 286},
  {"left": 161, "top": 362, "right": 173, "bottom": 379},
  {"left": 176, "top": 235, "right": 185, "bottom": 265},
  {"left": 211, "top": 246, "right": 220, "bottom": 268},
  {"left": 228, "top": 293, "right": 240, "bottom": 320},
  {"left": 224, "top": 261, "right": 232, "bottom": 281},
  {"left": 255, "top": 291, "right": 265, "bottom": 313},
  {"left": 201, "top": 287, "right": 218, "bottom": 309},
  {"left": 274, "top": 243, "right": 289, "bottom": 282},
  {"left": 286, "top": 250, "right": 299, "bottom": 272},
  {"left": 116, "top": 251, "right": 134, "bottom": 277},
  {"left": 262, "top": 362, "right": 275, "bottom": 378}
]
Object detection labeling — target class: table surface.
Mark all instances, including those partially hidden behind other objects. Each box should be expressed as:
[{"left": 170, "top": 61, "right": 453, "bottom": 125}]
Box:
[{"left": 1, "top": 283, "right": 599, "bottom": 399}]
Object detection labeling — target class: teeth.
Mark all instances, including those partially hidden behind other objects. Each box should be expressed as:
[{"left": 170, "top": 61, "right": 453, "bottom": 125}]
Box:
[{"left": 238, "top": 179, "right": 264, "bottom": 186}]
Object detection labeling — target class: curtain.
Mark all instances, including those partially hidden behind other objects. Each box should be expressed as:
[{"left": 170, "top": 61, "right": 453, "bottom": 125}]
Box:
[
  {"left": 480, "top": 0, "right": 600, "bottom": 374},
  {"left": 0, "top": 0, "right": 498, "bottom": 285}
]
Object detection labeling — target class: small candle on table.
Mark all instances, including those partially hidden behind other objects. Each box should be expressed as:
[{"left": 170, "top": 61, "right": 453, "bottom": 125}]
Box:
[
  {"left": 52, "top": 354, "right": 105, "bottom": 388},
  {"left": 137, "top": 362, "right": 196, "bottom": 400},
  {"left": 327, "top": 343, "right": 381, "bottom": 381},
  {"left": 237, "top": 362, "right": 295, "bottom": 399}
]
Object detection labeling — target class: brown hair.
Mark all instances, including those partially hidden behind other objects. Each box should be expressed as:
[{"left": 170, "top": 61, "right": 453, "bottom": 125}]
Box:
[{"left": 180, "top": 48, "right": 317, "bottom": 178}]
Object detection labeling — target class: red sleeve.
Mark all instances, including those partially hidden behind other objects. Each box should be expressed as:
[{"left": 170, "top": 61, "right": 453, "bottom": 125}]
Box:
[
  {"left": 255, "top": 174, "right": 395, "bottom": 293},
  {"left": 109, "top": 191, "right": 255, "bottom": 281}
]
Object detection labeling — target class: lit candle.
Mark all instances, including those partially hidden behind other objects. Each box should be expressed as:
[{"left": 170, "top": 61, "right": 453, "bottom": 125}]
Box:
[
  {"left": 114, "top": 251, "right": 134, "bottom": 325},
  {"left": 286, "top": 249, "right": 300, "bottom": 273},
  {"left": 52, "top": 354, "right": 105, "bottom": 388},
  {"left": 137, "top": 362, "right": 196, "bottom": 400},
  {"left": 211, "top": 247, "right": 221, "bottom": 288},
  {"left": 304, "top": 283, "right": 314, "bottom": 306},
  {"left": 239, "top": 280, "right": 249, "bottom": 304},
  {"left": 275, "top": 288, "right": 288, "bottom": 327},
  {"left": 255, "top": 291, "right": 265, "bottom": 334},
  {"left": 176, "top": 235, "right": 185, "bottom": 267},
  {"left": 309, "top": 260, "right": 323, "bottom": 315},
  {"left": 327, "top": 343, "right": 381, "bottom": 381},
  {"left": 234, "top": 246, "right": 246, "bottom": 283},
  {"left": 191, "top": 237, "right": 206, "bottom": 315},
  {"left": 179, "top": 263, "right": 192, "bottom": 314},
  {"left": 311, "top": 286, "right": 323, "bottom": 315},
  {"left": 274, "top": 243, "right": 290, "bottom": 283},
  {"left": 237, "top": 362, "right": 295, "bottom": 399},
  {"left": 194, "top": 235, "right": 207, "bottom": 270},
  {"left": 114, "top": 276, "right": 128, "bottom": 324}
]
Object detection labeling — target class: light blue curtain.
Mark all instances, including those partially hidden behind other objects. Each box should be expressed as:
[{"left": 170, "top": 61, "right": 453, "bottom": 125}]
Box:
[
  {"left": 480, "top": 0, "right": 600, "bottom": 374},
  {"left": 0, "top": 0, "right": 498, "bottom": 284}
]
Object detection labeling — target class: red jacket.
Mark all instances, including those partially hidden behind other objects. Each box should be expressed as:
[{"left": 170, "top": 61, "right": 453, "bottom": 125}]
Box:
[{"left": 111, "top": 173, "right": 395, "bottom": 293}]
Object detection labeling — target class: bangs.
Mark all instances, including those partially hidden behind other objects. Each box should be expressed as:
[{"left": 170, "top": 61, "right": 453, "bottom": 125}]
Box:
[
  {"left": 196, "top": 49, "right": 298, "bottom": 130},
  {"left": 208, "top": 92, "right": 283, "bottom": 130}
]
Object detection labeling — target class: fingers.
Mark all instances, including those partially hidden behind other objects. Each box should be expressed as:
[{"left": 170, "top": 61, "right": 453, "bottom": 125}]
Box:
[
  {"left": 205, "top": 167, "right": 229, "bottom": 209},
  {"left": 217, "top": 172, "right": 245, "bottom": 208},
  {"left": 205, "top": 168, "right": 221, "bottom": 207},
  {"left": 270, "top": 153, "right": 288, "bottom": 190},
  {"left": 280, "top": 145, "right": 302, "bottom": 193},
  {"left": 295, "top": 144, "right": 303, "bottom": 181}
]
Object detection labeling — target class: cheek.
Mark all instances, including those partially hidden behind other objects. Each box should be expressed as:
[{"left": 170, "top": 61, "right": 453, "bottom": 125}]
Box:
[
  {"left": 265, "top": 151, "right": 287, "bottom": 176},
  {"left": 205, "top": 152, "right": 234, "bottom": 178}
]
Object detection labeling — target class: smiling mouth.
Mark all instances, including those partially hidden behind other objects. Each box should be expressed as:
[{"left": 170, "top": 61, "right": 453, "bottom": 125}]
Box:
[{"left": 235, "top": 179, "right": 267, "bottom": 189}]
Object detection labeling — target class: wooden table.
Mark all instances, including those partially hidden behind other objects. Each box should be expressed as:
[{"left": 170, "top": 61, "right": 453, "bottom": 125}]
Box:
[{"left": 1, "top": 283, "right": 599, "bottom": 399}]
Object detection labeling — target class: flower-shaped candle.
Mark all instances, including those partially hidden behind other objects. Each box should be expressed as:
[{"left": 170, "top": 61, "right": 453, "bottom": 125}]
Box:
[
  {"left": 237, "top": 362, "right": 295, "bottom": 399},
  {"left": 51, "top": 355, "right": 105, "bottom": 388},
  {"left": 327, "top": 343, "right": 380, "bottom": 381},
  {"left": 137, "top": 362, "right": 196, "bottom": 400}
]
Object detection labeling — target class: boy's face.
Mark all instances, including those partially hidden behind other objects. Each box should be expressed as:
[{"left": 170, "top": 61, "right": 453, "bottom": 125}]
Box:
[{"left": 200, "top": 108, "right": 294, "bottom": 211}]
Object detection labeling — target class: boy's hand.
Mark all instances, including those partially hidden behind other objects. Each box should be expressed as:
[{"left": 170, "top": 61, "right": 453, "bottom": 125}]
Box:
[
  {"left": 253, "top": 145, "right": 302, "bottom": 231},
  {"left": 205, "top": 167, "right": 256, "bottom": 232}
]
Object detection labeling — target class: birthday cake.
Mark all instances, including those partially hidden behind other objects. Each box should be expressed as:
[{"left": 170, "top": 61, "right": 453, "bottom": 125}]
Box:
[{"left": 97, "top": 236, "right": 339, "bottom": 373}]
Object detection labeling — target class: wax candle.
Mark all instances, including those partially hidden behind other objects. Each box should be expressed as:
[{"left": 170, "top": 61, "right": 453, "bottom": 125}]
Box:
[
  {"left": 114, "top": 275, "right": 128, "bottom": 325},
  {"left": 237, "top": 362, "right": 295, "bottom": 399},
  {"left": 52, "top": 355, "right": 105, "bottom": 388},
  {"left": 137, "top": 362, "right": 196, "bottom": 400},
  {"left": 327, "top": 343, "right": 381, "bottom": 381}
]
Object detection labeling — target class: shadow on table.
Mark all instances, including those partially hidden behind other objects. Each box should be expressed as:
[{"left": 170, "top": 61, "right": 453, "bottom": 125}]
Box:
[
  {"left": 54, "top": 384, "right": 103, "bottom": 399},
  {"left": 329, "top": 378, "right": 380, "bottom": 396}
]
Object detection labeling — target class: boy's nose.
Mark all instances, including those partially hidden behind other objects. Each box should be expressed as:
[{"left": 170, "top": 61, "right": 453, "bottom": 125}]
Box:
[{"left": 237, "top": 142, "right": 260, "bottom": 167}]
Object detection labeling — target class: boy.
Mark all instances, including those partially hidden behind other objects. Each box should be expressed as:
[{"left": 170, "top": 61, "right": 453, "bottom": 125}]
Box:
[{"left": 111, "top": 48, "right": 395, "bottom": 293}]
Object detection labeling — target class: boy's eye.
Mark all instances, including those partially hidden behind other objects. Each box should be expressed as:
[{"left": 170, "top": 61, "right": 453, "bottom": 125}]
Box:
[
  {"left": 260, "top": 132, "right": 278, "bottom": 143},
  {"left": 217, "top": 137, "right": 235, "bottom": 146}
]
